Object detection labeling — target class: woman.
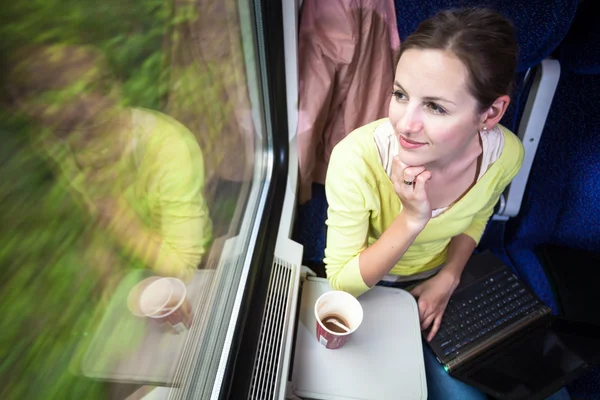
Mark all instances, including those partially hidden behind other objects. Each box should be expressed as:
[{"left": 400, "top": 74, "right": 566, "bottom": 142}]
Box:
[{"left": 324, "top": 8, "right": 569, "bottom": 400}]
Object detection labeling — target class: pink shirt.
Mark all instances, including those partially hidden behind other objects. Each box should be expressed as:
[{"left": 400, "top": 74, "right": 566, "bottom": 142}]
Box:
[{"left": 297, "top": 0, "right": 400, "bottom": 203}]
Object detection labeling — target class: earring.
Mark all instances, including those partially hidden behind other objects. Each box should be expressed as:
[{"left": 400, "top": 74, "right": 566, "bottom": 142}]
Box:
[{"left": 482, "top": 126, "right": 487, "bottom": 131}]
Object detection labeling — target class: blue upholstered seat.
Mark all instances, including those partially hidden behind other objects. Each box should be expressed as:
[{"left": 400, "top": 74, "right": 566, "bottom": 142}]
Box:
[{"left": 505, "top": 2, "right": 600, "bottom": 396}]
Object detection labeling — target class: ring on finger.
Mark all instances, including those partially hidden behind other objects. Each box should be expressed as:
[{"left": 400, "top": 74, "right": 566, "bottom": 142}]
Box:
[{"left": 403, "top": 179, "right": 414, "bottom": 186}]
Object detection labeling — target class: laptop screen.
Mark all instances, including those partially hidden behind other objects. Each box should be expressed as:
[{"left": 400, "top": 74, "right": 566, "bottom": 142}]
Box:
[{"left": 456, "top": 321, "right": 593, "bottom": 400}]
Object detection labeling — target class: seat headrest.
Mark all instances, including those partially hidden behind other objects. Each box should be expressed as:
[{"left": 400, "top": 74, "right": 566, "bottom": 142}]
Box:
[
  {"left": 558, "top": 2, "right": 600, "bottom": 74},
  {"left": 394, "top": 0, "right": 578, "bottom": 72}
]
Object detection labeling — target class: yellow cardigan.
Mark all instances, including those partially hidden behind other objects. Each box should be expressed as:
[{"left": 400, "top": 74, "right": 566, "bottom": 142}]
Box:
[
  {"left": 324, "top": 118, "right": 524, "bottom": 297},
  {"left": 41, "top": 108, "right": 213, "bottom": 277}
]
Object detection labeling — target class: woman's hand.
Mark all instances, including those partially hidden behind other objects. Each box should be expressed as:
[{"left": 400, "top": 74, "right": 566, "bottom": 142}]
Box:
[
  {"left": 410, "top": 270, "right": 460, "bottom": 342},
  {"left": 391, "top": 156, "right": 432, "bottom": 226}
]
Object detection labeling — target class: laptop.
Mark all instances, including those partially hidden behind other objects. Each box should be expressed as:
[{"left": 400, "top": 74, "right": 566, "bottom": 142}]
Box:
[{"left": 425, "top": 251, "right": 600, "bottom": 400}]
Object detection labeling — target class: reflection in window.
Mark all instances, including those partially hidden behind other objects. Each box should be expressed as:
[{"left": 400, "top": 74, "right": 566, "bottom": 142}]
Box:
[{"left": 0, "top": 0, "right": 260, "bottom": 398}]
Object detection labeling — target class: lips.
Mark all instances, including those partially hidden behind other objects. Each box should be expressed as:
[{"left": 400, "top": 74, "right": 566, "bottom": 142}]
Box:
[{"left": 399, "top": 135, "right": 427, "bottom": 149}]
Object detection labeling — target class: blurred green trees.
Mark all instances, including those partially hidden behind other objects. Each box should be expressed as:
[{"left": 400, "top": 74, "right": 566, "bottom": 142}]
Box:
[
  {"left": 0, "top": 0, "right": 253, "bottom": 394},
  {"left": 0, "top": 0, "right": 171, "bottom": 109},
  {"left": 0, "top": 1, "right": 174, "bottom": 398}
]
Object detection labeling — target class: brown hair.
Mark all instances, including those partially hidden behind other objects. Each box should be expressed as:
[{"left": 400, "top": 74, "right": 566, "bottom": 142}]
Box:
[{"left": 398, "top": 8, "right": 518, "bottom": 112}]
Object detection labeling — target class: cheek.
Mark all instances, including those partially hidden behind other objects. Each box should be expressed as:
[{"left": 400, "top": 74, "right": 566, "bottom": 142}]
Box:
[
  {"left": 388, "top": 99, "right": 403, "bottom": 125},
  {"left": 426, "top": 117, "right": 477, "bottom": 145},
  {"left": 388, "top": 98, "right": 396, "bottom": 120},
  {"left": 428, "top": 128, "right": 455, "bottom": 145}
]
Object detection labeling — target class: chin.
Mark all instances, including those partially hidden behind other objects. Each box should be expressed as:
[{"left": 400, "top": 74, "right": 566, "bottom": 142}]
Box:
[{"left": 397, "top": 150, "right": 429, "bottom": 167}]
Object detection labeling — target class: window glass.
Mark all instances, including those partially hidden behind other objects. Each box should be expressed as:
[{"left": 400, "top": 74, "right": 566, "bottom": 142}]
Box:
[{"left": 0, "top": 0, "right": 268, "bottom": 398}]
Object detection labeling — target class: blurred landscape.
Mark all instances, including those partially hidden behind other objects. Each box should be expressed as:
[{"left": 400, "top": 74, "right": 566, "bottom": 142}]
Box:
[{"left": 0, "top": 0, "right": 253, "bottom": 398}]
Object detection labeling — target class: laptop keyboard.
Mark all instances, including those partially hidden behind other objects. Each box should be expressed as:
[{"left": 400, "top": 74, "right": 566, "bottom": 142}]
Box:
[{"left": 435, "top": 269, "right": 544, "bottom": 359}]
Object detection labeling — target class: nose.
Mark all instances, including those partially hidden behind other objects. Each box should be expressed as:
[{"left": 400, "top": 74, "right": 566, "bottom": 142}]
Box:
[{"left": 396, "top": 104, "right": 423, "bottom": 135}]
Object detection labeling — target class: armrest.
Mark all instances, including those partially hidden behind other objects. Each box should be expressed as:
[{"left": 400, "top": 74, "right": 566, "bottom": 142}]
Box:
[{"left": 494, "top": 58, "right": 561, "bottom": 220}]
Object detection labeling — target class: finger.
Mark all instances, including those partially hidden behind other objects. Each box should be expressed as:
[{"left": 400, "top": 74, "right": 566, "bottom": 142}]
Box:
[
  {"left": 427, "top": 314, "right": 443, "bottom": 342},
  {"left": 417, "top": 299, "right": 431, "bottom": 321},
  {"left": 403, "top": 166, "right": 426, "bottom": 183},
  {"left": 409, "top": 284, "right": 423, "bottom": 297},
  {"left": 391, "top": 158, "right": 408, "bottom": 185},
  {"left": 392, "top": 157, "right": 407, "bottom": 178},
  {"left": 421, "top": 312, "right": 435, "bottom": 331},
  {"left": 416, "top": 299, "right": 426, "bottom": 321},
  {"left": 420, "top": 304, "right": 435, "bottom": 324},
  {"left": 393, "top": 157, "right": 425, "bottom": 181},
  {"left": 413, "top": 170, "right": 432, "bottom": 195},
  {"left": 394, "top": 157, "right": 408, "bottom": 169}
]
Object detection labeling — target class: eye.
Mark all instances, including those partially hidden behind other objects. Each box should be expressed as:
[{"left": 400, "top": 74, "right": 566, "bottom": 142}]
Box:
[
  {"left": 391, "top": 90, "right": 407, "bottom": 101},
  {"left": 426, "top": 102, "right": 447, "bottom": 115}
]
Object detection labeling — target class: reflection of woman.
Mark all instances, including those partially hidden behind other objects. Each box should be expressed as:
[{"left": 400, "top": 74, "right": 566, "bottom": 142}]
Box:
[
  {"left": 9, "top": 45, "right": 213, "bottom": 282},
  {"left": 325, "top": 8, "right": 569, "bottom": 400}
]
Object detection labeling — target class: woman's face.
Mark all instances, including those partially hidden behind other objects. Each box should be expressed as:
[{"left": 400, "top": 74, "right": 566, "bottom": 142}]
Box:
[{"left": 388, "top": 49, "right": 485, "bottom": 168}]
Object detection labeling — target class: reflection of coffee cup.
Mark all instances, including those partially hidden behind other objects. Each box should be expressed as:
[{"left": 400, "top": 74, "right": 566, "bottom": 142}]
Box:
[
  {"left": 128, "top": 277, "right": 162, "bottom": 317},
  {"left": 130, "top": 277, "right": 193, "bottom": 334},
  {"left": 314, "top": 291, "right": 363, "bottom": 350}
]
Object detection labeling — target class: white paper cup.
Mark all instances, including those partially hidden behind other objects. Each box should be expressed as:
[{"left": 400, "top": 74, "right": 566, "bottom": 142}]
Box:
[
  {"left": 138, "top": 277, "right": 193, "bottom": 333},
  {"left": 314, "top": 291, "right": 363, "bottom": 349},
  {"left": 127, "top": 276, "right": 162, "bottom": 317}
]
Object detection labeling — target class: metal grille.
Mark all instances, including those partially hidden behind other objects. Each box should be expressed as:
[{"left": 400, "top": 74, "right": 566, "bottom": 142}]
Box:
[
  {"left": 169, "top": 252, "right": 245, "bottom": 400},
  {"left": 249, "top": 257, "right": 296, "bottom": 399}
]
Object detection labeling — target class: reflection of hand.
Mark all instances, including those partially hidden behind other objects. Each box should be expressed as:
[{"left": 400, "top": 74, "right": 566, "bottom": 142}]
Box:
[
  {"left": 83, "top": 163, "right": 135, "bottom": 201},
  {"left": 410, "top": 271, "right": 459, "bottom": 342},
  {"left": 391, "top": 156, "right": 432, "bottom": 227}
]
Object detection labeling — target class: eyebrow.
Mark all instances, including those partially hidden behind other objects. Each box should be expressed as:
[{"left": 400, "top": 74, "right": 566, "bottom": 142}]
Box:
[{"left": 394, "top": 81, "right": 456, "bottom": 106}]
